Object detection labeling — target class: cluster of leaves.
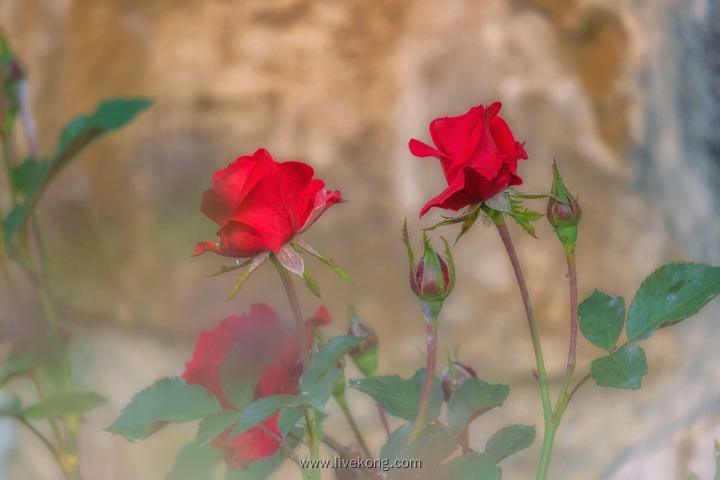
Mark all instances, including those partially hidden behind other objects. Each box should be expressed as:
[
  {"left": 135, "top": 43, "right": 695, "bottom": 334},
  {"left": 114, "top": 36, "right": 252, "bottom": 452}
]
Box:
[
  {"left": 579, "top": 262, "right": 720, "bottom": 389},
  {"left": 109, "top": 332, "right": 534, "bottom": 480}
]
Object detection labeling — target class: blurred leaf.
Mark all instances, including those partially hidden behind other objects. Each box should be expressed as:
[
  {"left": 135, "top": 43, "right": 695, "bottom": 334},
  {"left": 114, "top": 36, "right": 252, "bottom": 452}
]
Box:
[
  {"left": 302, "top": 336, "right": 361, "bottom": 389},
  {"left": 2, "top": 98, "right": 152, "bottom": 241},
  {"left": 0, "top": 394, "right": 22, "bottom": 417},
  {"left": 578, "top": 290, "right": 626, "bottom": 352},
  {"left": 293, "top": 239, "right": 352, "bottom": 284},
  {"left": 277, "top": 408, "right": 304, "bottom": 437},
  {"left": 227, "top": 252, "right": 270, "bottom": 300},
  {"left": 166, "top": 441, "right": 222, "bottom": 480},
  {"left": 0, "top": 348, "right": 43, "bottom": 387},
  {"left": 219, "top": 333, "right": 275, "bottom": 410},
  {"left": 108, "top": 377, "right": 221, "bottom": 442},
  {"left": 626, "top": 262, "right": 720, "bottom": 341},
  {"left": 302, "top": 268, "right": 321, "bottom": 298},
  {"left": 436, "top": 453, "right": 501, "bottom": 480},
  {"left": 380, "top": 423, "right": 457, "bottom": 480},
  {"left": 484, "top": 425, "right": 536, "bottom": 464},
  {"left": 447, "top": 379, "right": 509, "bottom": 433},
  {"left": 228, "top": 394, "right": 304, "bottom": 439},
  {"left": 349, "top": 368, "right": 443, "bottom": 422},
  {"left": 590, "top": 343, "right": 648, "bottom": 390},
  {"left": 24, "top": 392, "right": 106, "bottom": 420},
  {"left": 52, "top": 98, "right": 153, "bottom": 175},
  {"left": 196, "top": 410, "right": 240, "bottom": 447},
  {"left": 11, "top": 158, "right": 50, "bottom": 200}
]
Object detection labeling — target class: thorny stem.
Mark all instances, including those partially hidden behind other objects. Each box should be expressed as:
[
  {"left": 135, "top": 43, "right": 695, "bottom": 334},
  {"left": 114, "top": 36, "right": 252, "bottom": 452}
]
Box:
[
  {"left": 271, "top": 254, "right": 310, "bottom": 370},
  {"left": 335, "top": 390, "right": 373, "bottom": 459},
  {"left": 270, "top": 254, "right": 319, "bottom": 480},
  {"left": 258, "top": 424, "right": 304, "bottom": 468},
  {"left": 556, "top": 249, "right": 578, "bottom": 408},
  {"left": 490, "top": 212, "right": 553, "bottom": 480},
  {"left": 377, "top": 403, "right": 391, "bottom": 439},
  {"left": 408, "top": 302, "right": 439, "bottom": 444}
]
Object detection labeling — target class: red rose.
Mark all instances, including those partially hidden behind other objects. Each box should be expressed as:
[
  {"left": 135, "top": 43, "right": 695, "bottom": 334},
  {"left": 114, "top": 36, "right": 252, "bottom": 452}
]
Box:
[
  {"left": 182, "top": 303, "right": 330, "bottom": 469},
  {"left": 195, "top": 148, "right": 344, "bottom": 258},
  {"left": 409, "top": 102, "right": 528, "bottom": 217}
]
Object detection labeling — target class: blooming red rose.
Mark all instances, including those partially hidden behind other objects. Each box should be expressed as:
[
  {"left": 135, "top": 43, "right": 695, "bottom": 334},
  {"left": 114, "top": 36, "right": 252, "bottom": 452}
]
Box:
[
  {"left": 409, "top": 102, "right": 528, "bottom": 217},
  {"left": 182, "top": 303, "right": 330, "bottom": 469},
  {"left": 195, "top": 148, "right": 344, "bottom": 258}
]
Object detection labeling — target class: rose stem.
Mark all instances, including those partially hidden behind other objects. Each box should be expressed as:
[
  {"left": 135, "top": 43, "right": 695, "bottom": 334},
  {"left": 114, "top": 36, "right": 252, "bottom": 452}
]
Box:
[
  {"left": 270, "top": 254, "right": 310, "bottom": 370},
  {"left": 270, "top": 254, "right": 319, "bottom": 479},
  {"left": 554, "top": 247, "right": 579, "bottom": 416},
  {"left": 259, "top": 425, "right": 304, "bottom": 468},
  {"left": 489, "top": 211, "right": 554, "bottom": 480},
  {"left": 334, "top": 389, "right": 373, "bottom": 459},
  {"left": 408, "top": 302, "right": 439, "bottom": 444},
  {"left": 377, "top": 404, "right": 392, "bottom": 438}
]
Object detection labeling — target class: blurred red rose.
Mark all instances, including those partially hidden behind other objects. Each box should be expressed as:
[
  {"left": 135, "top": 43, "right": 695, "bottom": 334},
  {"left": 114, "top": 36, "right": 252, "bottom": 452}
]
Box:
[
  {"left": 409, "top": 102, "right": 528, "bottom": 217},
  {"left": 182, "top": 303, "right": 330, "bottom": 469},
  {"left": 195, "top": 148, "right": 344, "bottom": 258}
]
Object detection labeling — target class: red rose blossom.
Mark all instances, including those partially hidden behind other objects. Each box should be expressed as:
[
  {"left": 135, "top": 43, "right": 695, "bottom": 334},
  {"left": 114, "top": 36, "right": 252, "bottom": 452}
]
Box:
[
  {"left": 195, "top": 148, "right": 344, "bottom": 258},
  {"left": 409, "top": 102, "right": 528, "bottom": 217},
  {"left": 182, "top": 303, "right": 330, "bottom": 469}
]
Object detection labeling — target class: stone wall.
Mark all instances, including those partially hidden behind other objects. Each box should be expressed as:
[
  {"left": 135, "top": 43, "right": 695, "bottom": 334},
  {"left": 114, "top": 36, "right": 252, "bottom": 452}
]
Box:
[{"left": 1, "top": 0, "right": 718, "bottom": 478}]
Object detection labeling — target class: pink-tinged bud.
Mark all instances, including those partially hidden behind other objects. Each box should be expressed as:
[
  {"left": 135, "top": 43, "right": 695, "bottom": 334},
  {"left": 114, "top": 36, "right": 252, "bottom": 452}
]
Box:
[
  {"left": 347, "top": 309, "right": 378, "bottom": 378},
  {"left": 547, "top": 161, "right": 581, "bottom": 251},
  {"left": 439, "top": 349, "right": 478, "bottom": 401},
  {"left": 402, "top": 222, "right": 455, "bottom": 309}
]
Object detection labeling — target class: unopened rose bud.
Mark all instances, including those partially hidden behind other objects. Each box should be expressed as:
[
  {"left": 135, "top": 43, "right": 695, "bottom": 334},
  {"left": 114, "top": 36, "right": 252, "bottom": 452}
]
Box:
[
  {"left": 403, "top": 223, "right": 455, "bottom": 313},
  {"left": 347, "top": 309, "right": 378, "bottom": 378},
  {"left": 439, "top": 349, "right": 478, "bottom": 401},
  {"left": 547, "top": 161, "right": 581, "bottom": 252}
]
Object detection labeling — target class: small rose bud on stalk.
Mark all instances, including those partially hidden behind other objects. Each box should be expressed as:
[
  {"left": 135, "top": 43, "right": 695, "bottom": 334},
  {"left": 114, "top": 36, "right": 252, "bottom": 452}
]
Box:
[
  {"left": 402, "top": 222, "right": 455, "bottom": 444},
  {"left": 347, "top": 308, "right": 379, "bottom": 378},
  {"left": 439, "top": 348, "right": 478, "bottom": 402},
  {"left": 547, "top": 160, "right": 582, "bottom": 255}
]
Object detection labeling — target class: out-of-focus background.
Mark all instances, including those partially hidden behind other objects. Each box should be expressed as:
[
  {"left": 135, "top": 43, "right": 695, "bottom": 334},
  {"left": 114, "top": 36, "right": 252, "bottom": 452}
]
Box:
[{"left": 1, "top": 0, "right": 719, "bottom": 478}]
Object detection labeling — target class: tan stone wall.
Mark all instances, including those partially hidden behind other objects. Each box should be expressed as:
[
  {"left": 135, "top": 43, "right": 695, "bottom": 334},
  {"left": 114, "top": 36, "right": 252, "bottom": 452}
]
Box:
[{"left": 1, "top": 0, "right": 719, "bottom": 478}]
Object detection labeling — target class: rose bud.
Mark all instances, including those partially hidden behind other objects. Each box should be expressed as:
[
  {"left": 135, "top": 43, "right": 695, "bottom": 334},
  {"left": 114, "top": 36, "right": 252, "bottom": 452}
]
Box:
[
  {"left": 440, "top": 349, "right": 478, "bottom": 401},
  {"left": 547, "top": 161, "right": 581, "bottom": 252},
  {"left": 403, "top": 224, "right": 455, "bottom": 312},
  {"left": 347, "top": 309, "right": 378, "bottom": 378}
]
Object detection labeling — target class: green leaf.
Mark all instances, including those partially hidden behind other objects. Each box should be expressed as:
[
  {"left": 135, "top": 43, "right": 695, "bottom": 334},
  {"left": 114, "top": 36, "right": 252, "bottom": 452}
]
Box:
[
  {"left": 302, "top": 335, "right": 361, "bottom": 389},
  {"left": 11, "top": 158, "right": 51, "bottom": 200},
  {"left": 24, "top": 392, "right": 107, "bottom": 420},
  {"left": 108, "top": 377, "right": 222, "bottom": 442},
  {"left": 227, "top": 252, "right": 270, "bottom": 300},
  {"left": 302, "top": 268, "right": 321, "bottom": 298},
  {"left": 380, "top": 423, "right": 457, "bottom": 480},
  {"left": 590, "top": 343, "right": 648, "bottom": 389},
  {"left": 578, "top": 290, "right": 626, "bottom": 352},
  {"left": 228, "top": 394, "right": 305, "bottom": 439},
  {"left": 447, "top": 379, "right": 510, "bottom": 433},
  {"left": 0, "top": 348, "right": 43, "bottom": 387},
  {"left": 436, "top": 453, "right": 502, "bottom": 480},
  {"left": 2, "top": 98, "right": 152, "bottom": 241},
  {"left": 293, "top": 239, "right": 352, "bottom": 284},
  {"left": 0, "top": 394, "right": 22, "bottom": 417},
  {"left": 484, "top": 425, "right": 536, "bottom": 464},
  {"left": 52, "top": 98, "right": 153, "bottom": 173},
  {"left": 196, "top": 410, "right": 240, "bottom": 447},
  {"left": 305, "top": 366, "right": 343, "bottom": 410},
  {"left": 226, "top": 449, "right": 289, "bottom": 480},
  {"left": 166, "top": 441, "right": 222, "bottom": 480},
  {"left": 219, "top": 332, "right": 276, "bottom": 410},
  {"left": 277, "top": 408, "right": 304, "bottom": 436},
  {"left": 626, "top": 262, "right": 720, "bottom": 341},
  {"left": 349, "top": 368, "right": 443, "bottom": 422},
  {"left": 454, "top": 205, "right": 482, "bottom": 245}
]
